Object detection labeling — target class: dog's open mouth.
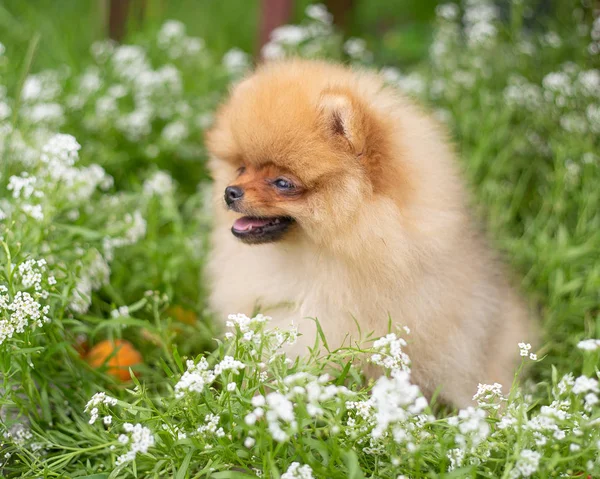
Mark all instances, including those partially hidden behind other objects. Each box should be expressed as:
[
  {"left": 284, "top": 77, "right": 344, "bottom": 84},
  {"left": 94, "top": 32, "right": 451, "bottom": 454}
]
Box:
[{"left": 231, "top": 216, "right": 294, "bottom": 244}]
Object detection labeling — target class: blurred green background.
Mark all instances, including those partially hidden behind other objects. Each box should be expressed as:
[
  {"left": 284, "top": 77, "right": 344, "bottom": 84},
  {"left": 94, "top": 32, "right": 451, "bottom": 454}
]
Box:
[{"left": 2, "top": 0, "right": 447, "bottom": 71}]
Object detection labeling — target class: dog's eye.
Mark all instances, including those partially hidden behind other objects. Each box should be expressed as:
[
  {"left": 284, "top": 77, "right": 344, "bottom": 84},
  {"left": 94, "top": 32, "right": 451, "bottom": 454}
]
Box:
[
  {"left": 273, "top": 178, "right": 295, "bottom": 190},
  {"left": 237, "top": 166, "right": 246, "bottom": 176}
]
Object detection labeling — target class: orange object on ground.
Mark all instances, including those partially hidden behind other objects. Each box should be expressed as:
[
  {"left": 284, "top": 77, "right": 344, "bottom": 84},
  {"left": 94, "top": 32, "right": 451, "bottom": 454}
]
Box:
[
  {"left": 86, "top": 339, "right": 142, "bottom": 381},
  {"left": 167, "top": 305, "right": 197, "bottom": 325}
]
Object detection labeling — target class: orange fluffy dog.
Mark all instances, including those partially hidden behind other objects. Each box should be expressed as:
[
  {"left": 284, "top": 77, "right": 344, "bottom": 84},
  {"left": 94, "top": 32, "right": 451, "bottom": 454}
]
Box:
[{"left": 206, "top": 59, "right": 535, "bottom": 407}]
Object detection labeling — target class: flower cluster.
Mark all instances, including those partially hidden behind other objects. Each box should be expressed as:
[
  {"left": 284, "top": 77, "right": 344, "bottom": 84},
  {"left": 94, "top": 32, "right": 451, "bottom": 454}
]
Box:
[
  {"left": 370, "top": 370, "right": 429, "bottom": 442},
  {"left": 261, "top": 3, "right": 339, "bottom": 61},
  {"left": 115, "top": 423, "right": 155, "bottom": 466},
  {"left": 518, "top": 342, "right": 537, "bottom": 361},
  {"left": 578, "top": 339, "right": 600, "bottom": 351},
  {"left": 142, "top": 171, "right": 175, "bottom": 197},
  {"left": 447, "top": 407, "right": 491, "bottom": 469},
  {"left": 0, "top": 257, "right": 55, "bottom": 345},
  {"left": 174, "top": 358, "right": 217, "bottom": 398},
  {"left": 281, "top": 462, "right": 315, "bottom": 479},
  {"left": 156, "top": 20, "right": 204, "bottom": 60},
  {"left": 370, "top": 330, "right": 411, "bottom": 372},
  {"left": 472, "top": 382, "right": 506, "bottom": 410},
  {"left": 85, "top": 392, "right": 118, "bottom": 425},
  {"left": 510, "top": 449, "right": 541, "bottom": 478}
]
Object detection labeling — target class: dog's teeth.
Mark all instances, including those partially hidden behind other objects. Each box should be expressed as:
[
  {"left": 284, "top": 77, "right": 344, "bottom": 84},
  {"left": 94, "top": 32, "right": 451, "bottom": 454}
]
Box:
[{"left": 274, "top": 219, "right": 280, "bottom": 224}]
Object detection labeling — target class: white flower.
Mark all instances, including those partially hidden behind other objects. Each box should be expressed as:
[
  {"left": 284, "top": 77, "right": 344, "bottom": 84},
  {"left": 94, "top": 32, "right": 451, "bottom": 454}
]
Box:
[
  {"left": 473, "top": 383, "right": 506, "bottom": 409},
  {"left": 22, "top": 103, "right": 65, "bottom": 125},
  {"left": 0, "top": 101, "right": 11, "bottom": 121},
  {"left": 397, "top": 72, "right": 426, "bottom": 97},
  {"left": 21, "top": 204, "right": 44, "bottom": 221},
  {"left": 85, "top": 392, "right": 118, "bottom": 411},
  {"left": 543, "top": 31, "right": 562, "bottom": 48},
  {"left": 196, "top": 413, "right": 222, "bottom": 436},
  {"left": 577, "top": 339, "right": 600, "bottom": 351},
  {"left": 157, "top": 20, "right": 186, "bottom": 49},
  {"left": 214, "top": 356, "right": 245, "bottom": 375},
  {"left": 381, "top": 67, "right": 401, "bottom": 83},
  {"left": 115, "top": 423, "right": 155, "bottom": 466},
  {"left": 518, "top": 342, "right": 532, "bottom": 357},
  {"left": 266, "top": 392, "right": 295, "bottom": 422},
  {"left": 246, "top": 391, "right": 298, "bottom": 442},
  {"left": 560, "top": 113, "right": 587, "bottom": 133},
  {"left": 572, "top": 376, "right": 599, "bottom": 395},
  {"left": 436, "top": 3, "right": 459, "bottom": 21},
  {"left": 0, "top": 290, "right": 51, "bottom": 345},
  {"left": 174, "top": 358, "right": 216, "bottom": 398},
  {"left": 8, "top": 173, "right": 40, "bottom": 200},
  {"left": 463, "top": 2, "right": 498, "bottom": 47},
  {"left": 371, "top": 332, "right": 411, "bottom": 372},
  {"left": 21, "top": 71, "right": 62, "bottom": 102},
  {"left": 227, "top": 382, "right": 236, "bottom": 392},
  {"left": 196, "top": 113, "right": 214, "bottom": 129},
  {"left": 183, "top": 37, "right": 204, "bottom": 55},
  {"left": 161, "top": 121, "right": 188, "bottom": 143},
  {"left": 577, "top": 70, "right": 600, "bottom": 96},
  {"left": 305, "top": 4, "right": 332, "bottom": 24},
  {"left": 69, "top": 249, "right": 111, "bottom": 314},
  {"left": 103, "top": 416, "right": 112, "bottom": 425},
  {"left": 261, "top": 42, "right": 285, "bottom": 60},
  {"left": 244, "top": 437, "right": 255, "bottom": 448},
  {"left": 587, "top": 104, "right": 600, "bottom": 133},
  {"left": 91, "top": 39, "right": 116, "bottom": 63},
  {"left": 448, "top": 407, "right": 490, "bottom": 450},
  {"left": 466, "top": 21, "right": 497, "bottom": 47},
  {"left": 110, "top": 306, "right": 130, "bottom": 318},
  {"left": 117, "top": 109, "right": 152, "bottom": 142},
  {"left": 244, "top": 412, "right": 257, "bottom": 425},
  {"left": 6, "top": 424, "right": 33, "bottom": 447},
  {"left": 222, "top": 48, "right": 250, "bottom": 74},
  {"left": 371, "top": 370, "right": 427, "bottom": 440},
  {"left": 270, "top": 25, "right": 308, "bottom": 45},
  {"left": 344, "top": 38, "right": 367, "bottom": 58},
  {"left": 542, "top": 72, "right": 573, "bottom": 96},
  {"left": 88, "top": 407, "right": 99, "bottom": 425},
  {"left": 112, "top": 45, "right": 151, "bottom": 82},
  {"left": 510, "top": 449, "right": 541, "bottom": 478},
  {"left": 447, "top": 447, "right": 465, "bottom": 471},
  {"left": 504, "top": 77, "right": 543, "bottom": 110},
  {"left": 143, "top": 171, "right": 175, "bottom": 197},
  {"left": 281, "top": 462, "right": 314, "bottom": 479}
]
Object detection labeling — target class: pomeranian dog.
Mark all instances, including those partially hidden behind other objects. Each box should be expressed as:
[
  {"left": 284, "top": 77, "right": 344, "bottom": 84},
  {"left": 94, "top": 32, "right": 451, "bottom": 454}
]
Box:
[{"left": 205, "top": 59, "right": 535, "bottom": 407}]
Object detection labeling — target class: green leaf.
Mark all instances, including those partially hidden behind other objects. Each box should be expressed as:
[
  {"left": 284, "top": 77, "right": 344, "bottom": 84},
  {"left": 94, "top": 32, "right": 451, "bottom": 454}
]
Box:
[
  {"left": 341, "top": 450, "right": 365, "bottom": 479},
  {"left": 175, "top": 448, "right": 195, "bottom": 479}
]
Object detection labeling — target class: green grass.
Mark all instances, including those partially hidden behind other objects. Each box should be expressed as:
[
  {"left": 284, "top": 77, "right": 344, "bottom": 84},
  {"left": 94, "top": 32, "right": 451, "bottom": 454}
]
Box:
[{"left": 0, "top": 0, "right": 599, "bottom": 477}]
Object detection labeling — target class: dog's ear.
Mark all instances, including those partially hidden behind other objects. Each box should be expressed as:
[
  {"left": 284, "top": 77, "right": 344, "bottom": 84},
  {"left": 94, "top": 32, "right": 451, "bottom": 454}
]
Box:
[{"left": 318, "top": 89, "right": 367, "bottom": 155}]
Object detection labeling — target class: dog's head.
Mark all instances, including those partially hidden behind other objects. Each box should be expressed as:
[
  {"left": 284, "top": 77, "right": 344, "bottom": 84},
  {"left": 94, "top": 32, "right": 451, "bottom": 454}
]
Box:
[{"left": 206, "top": 60, "right": 403, "bottom": 246}]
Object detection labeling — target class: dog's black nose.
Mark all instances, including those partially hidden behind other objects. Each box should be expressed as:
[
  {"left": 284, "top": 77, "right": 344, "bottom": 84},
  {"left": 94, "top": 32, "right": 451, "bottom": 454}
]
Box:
[{"left": 225, "top": 186, "right": 244, "bottom": 206}]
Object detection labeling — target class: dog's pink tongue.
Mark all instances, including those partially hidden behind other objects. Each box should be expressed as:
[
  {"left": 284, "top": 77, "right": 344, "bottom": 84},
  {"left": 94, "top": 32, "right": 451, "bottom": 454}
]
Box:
[{"left": 233, "top": 217, "right": 271, "bottom": 231}]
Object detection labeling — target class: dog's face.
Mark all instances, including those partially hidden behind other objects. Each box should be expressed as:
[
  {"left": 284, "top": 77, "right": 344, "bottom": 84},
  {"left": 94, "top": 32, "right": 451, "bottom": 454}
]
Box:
[
  {"left": 222, "top": 162, "right": 305, "bottom": 244},
  {"left": 206, "top": 62, "right": 400, "bottom": 246}
]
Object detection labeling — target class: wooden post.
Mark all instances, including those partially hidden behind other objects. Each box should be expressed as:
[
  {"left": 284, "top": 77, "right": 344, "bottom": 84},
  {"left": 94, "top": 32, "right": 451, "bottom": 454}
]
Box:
[
  {"left": 108, "top": 0, "right": 146, "bottom": 42},
  {"left": 108, "top": 0, "right": 131, "bottom": 42},
  {"left": 258, "top": 0, "right": 293, "bottom": 51},
  {"left": 325, "top": 0, "right": 354, "bottom": 31}
]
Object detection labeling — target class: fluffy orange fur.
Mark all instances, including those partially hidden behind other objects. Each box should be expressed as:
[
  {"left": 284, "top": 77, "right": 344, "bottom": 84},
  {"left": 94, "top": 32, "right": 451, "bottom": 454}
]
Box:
[{"left": 205, "top": 58, "right": 536, "bottom": 407}]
